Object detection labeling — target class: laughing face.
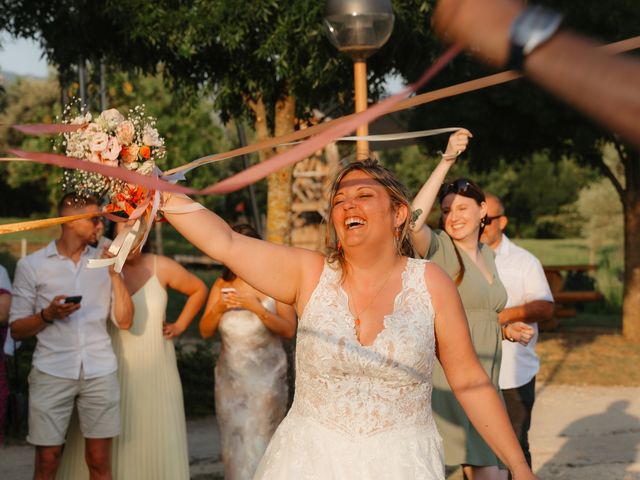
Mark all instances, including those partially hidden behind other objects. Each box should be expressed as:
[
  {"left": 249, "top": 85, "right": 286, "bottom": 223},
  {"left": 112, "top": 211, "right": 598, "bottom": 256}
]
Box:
[
  {"left": 330, "top": 170, "right": 406, "bottom": 251},
  {"left": 441, "top": 193, "right": 487, "bottom": 242}
]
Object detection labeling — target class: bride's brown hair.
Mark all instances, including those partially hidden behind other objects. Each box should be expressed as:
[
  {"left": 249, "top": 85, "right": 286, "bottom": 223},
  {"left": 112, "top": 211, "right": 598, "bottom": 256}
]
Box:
[{"left": 325, "top": 159, "right": 416, "bottom": 274}]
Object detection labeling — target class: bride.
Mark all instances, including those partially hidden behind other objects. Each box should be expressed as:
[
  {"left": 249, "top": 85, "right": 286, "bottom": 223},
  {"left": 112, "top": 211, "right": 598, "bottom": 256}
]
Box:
[{"left": 161, "top": 159, "right": 535, "bottom": 479}]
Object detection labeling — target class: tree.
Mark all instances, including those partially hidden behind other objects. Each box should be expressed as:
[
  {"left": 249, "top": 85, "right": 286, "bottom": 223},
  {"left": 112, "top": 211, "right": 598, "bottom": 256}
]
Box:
[
  {"left": 0, "top": 77, "right": 61, "bottom": 215},
  {"left": 401, "top": 0, "right": 640, "bottom": 341},
  {"left": 0, "top": 71, "right": 237, "bottom": 217},
  {"left": 97, "top": 0, "right": 444, "bottom": 244}
]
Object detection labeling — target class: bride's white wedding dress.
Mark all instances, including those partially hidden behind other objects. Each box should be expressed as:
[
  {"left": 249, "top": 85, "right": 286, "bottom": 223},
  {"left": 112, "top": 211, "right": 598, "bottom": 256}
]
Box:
[{"left": 254, "top": 257, "right": 444, "bottom": 479}]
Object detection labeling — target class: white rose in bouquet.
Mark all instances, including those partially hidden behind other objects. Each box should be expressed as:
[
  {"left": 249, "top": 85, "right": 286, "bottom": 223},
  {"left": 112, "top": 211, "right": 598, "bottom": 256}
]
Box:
[
  {"left": 99, "top": 108, "right": 125, "bottom": 128},
  {"left": 142, "top": 124, "right": 163, "bottom": 147},
  {"left": 90, "top": 132, "right": 109, "bottom": 153}
]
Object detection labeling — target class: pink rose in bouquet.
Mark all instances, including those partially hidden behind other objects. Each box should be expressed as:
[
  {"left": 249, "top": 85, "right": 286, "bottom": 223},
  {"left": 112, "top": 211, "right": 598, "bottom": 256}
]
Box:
[
  {"left": 116, "top": 120, "right": 135, "bottom": 145},
  {"left": 102, "top": 137, "right": 121, "bottom": 161}
]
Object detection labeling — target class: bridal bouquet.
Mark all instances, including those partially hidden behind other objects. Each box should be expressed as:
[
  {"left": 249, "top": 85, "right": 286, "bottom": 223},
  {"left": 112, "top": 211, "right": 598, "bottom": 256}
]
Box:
[{"left": 59, "top": 105, "right": 166, "bottom": 215}]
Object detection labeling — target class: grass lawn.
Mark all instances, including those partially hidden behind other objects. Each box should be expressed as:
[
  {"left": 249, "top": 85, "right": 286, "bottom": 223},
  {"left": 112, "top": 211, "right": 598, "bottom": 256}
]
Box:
[{"left": 514, "top": 237, "right": 623, "bottom": 307}]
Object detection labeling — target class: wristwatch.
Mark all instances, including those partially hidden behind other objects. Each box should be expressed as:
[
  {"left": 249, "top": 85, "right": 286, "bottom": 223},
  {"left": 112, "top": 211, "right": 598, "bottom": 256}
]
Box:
[
  {"left": 40, "top": 309, "right": 54, "bottom": 324},
  {"left": 506, "top": 5, "right": 563, "bottom": 71}
]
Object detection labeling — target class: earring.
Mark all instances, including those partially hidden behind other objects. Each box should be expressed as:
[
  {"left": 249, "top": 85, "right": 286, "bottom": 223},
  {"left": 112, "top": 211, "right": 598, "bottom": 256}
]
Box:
[
  {"left": 394, "top": 226, "right": 401, "bottom": 238},
  {"left": 480, "top": 217, "right": 486, "bottom": 229}
]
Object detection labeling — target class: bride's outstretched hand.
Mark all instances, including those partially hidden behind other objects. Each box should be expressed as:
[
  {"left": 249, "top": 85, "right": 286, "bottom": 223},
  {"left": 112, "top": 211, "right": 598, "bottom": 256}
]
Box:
[{"left": 443, "top": 128, "right": 473, "bottom": 160}]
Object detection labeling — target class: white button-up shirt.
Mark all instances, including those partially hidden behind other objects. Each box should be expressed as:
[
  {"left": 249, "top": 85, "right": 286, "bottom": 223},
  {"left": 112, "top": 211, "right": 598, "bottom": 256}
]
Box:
[
  {"left": 494, "top": 235, "right": 553, "bottom": 389},
  {"left": 9, "top": 241, "right": 117, "bottom": 379}
]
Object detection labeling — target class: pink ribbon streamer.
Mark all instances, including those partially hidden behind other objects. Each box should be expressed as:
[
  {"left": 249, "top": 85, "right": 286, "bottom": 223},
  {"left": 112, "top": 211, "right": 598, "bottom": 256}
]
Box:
[
  {"left": 12, "top": 124, "right": 84, "bottom": 135},
  {"left": 6, "top": 44, "right": 462, "bottom": 196},
  {"left": 7, "top": 149, "right": 197, "bottom": 195},
  {"left": 202, "top": 44, "right": 464, "bottom": 195}
]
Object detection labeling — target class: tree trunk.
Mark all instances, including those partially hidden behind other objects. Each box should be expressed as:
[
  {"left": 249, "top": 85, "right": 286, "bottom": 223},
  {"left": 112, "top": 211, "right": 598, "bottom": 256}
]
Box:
[
  {"left": 622, "top": 149, "right": 640, "bottom": 342},
  {"left": 265, "top": 95, "right": 296, "bottom": 245},
  {"left": 247, "top": 94, "right": 273, "bottom": 163}
]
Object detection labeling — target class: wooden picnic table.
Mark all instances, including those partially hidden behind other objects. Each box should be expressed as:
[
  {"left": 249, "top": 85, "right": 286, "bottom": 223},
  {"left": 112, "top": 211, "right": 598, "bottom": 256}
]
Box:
[{"left": 541, "top": 264, "right": 603, "bottom": 329}]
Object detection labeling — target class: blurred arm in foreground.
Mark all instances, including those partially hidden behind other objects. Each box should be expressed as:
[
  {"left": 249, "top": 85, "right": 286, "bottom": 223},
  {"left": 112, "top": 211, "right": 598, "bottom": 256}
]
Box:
[{"left": 433, "top": 0, "right": 640, "bottom": 149}]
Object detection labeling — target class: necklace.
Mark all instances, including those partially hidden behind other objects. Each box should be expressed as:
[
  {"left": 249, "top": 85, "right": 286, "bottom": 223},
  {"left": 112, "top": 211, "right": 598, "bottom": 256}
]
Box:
[{"left": 347, "top": 262, "right": 396, "bottom": 328}]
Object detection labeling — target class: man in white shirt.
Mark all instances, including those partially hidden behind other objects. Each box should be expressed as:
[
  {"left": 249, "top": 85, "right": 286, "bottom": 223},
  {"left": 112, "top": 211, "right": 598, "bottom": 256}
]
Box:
[
  {"left": 10, "top": 193, "right": 133, "bottom": 480},
  {"left": 481, "top": 193, "right": 554, "bottom": 473},
  {"left": 0, "top": 264, "right": 11, "bottom": 446}
]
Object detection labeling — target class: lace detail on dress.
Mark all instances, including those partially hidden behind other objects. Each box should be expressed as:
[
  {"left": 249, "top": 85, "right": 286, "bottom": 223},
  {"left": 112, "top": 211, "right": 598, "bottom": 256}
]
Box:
[{"left": 291, "top": 257, "right": 437, "bottom": 437}]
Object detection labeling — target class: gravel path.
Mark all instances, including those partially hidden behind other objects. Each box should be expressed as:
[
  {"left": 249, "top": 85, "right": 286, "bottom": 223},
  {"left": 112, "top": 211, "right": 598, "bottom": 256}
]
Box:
[{"left": 531, "top": 384, "right": 640, "bottom": 479}]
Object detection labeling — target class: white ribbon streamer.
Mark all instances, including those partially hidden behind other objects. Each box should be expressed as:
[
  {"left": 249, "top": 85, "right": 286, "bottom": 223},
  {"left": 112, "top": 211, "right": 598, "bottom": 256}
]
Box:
[{"left": 87, "top": 219, "right": 142, "bottom": 273}]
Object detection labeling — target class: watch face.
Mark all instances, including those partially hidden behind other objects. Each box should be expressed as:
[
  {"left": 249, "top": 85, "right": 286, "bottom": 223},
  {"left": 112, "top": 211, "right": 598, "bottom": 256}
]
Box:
[{"left": 510, "top": 6, "right": 563, "bottom": 53}]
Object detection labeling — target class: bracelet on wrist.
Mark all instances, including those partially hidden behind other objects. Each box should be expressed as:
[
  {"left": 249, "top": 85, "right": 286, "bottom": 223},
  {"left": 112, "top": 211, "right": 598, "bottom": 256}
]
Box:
[
  {"left": 40, "top": 309, "right": 54, "bottom": 325},
  {"left": 503, "top": 324, "right": 516, "bottom": 342},
  {"left": 438, "top": 150, "right": 461, "bottom": 161}
]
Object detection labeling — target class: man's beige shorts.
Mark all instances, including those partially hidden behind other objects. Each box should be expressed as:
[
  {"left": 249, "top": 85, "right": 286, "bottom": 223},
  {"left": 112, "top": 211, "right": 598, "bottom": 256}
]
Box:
[{"left": 27, "top": 368, "right": 120, "bottom": 446}]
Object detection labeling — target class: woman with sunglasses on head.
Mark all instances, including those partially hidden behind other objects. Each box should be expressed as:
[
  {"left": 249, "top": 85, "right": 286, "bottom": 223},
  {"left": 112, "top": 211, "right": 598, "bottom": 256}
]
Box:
[
  {"left": 158, "top": 158, "right": 535, "bottom": 479},
  {"left": 411, "top": 129, "right": 534, "bottom": 480}
]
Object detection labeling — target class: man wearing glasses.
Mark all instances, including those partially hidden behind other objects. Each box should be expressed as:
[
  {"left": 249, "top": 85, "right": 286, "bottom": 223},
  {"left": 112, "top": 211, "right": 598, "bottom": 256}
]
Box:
[
  {"left": 9, "top": 193, "right": 133, "bottom": 480},
  {"left": 481, "top": 193, "right": 554, "bottom": 474}
]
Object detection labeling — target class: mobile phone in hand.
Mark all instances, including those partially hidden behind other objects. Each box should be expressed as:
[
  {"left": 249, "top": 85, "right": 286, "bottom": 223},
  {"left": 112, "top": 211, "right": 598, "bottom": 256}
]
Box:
[
  {"left": 221, "top": 288, "right": 236, "bottom": 296},
  {"left": 64, "top": 295, "right": 82, "bottom": 304}
]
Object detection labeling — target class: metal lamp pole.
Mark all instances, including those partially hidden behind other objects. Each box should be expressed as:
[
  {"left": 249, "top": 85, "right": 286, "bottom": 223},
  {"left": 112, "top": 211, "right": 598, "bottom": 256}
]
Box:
[{"left": 324, "top": 0, "right": 395, "bottom": 160}]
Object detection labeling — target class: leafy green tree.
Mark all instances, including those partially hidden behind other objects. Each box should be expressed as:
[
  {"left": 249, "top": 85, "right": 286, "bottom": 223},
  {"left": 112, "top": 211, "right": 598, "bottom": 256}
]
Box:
[
  {"left": 0, "top": 72, "right": 238, "bottom": 218},
  {"left": 0, "top": 77, "right": 61, "bottom": 215},
  {"left": 401, "top": 0, "right": 640, "bottom": 341},
  {"left": 96, "top": 0, "right": 444, "bottom": 244}
]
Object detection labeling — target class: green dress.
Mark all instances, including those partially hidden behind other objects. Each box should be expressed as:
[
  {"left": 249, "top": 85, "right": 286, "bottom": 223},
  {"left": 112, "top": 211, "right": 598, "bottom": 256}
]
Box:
[{"left": 426, "top": 230, "right": 507, "bottom": 467}]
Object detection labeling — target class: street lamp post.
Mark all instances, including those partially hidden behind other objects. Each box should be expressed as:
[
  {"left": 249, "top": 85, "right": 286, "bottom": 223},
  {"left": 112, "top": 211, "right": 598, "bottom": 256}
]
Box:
[{"left": 324, "top": 0, "right": 394, "bottom": 159}]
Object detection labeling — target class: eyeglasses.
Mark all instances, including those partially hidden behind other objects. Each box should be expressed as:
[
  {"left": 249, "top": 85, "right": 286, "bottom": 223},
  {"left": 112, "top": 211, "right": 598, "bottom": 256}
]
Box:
[
  {"left": 484, "top": 214, "right": 504, "bottom": 226},
  {"left": 89, "top": 216, "right": 103, "bottom": 225}
]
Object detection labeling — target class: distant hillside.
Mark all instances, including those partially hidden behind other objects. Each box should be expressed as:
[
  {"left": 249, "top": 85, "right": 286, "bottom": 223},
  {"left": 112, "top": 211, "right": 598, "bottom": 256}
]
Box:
[{"left": 1, "top": 69, "right": 47, "bottom": 83}]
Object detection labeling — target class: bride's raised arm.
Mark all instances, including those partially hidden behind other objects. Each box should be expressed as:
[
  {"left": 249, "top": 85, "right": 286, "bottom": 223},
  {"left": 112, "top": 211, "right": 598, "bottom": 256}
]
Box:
[
  {"left": 410, "top": 128, "right": 472, "bottom": 257},
  {"left": 161, "top": 193, "right": 322, "bottom": 307}
]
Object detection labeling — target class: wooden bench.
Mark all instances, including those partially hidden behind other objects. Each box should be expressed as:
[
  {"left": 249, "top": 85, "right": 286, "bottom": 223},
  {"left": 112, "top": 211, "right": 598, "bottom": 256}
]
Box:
[{"left": 541, "top": 264, "right": 603, "bottom": 329}]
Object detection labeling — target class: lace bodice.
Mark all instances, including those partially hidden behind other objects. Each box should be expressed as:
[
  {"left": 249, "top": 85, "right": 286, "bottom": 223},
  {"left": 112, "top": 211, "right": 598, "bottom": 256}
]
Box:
[{"left": 291, "top": 257, "right": 437, "bottom": 437}]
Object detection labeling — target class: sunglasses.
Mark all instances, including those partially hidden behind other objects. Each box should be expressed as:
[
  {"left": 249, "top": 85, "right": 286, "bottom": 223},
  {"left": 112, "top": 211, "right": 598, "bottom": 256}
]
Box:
[
  {"left": 484, "top": 214, "right": 504, "bottom": 226},
  {"left": 89, "top": 216, "right": 104, "bottom": 225},
  {"left": 438, "top": 179, "right": 483, "bottom": 203}
]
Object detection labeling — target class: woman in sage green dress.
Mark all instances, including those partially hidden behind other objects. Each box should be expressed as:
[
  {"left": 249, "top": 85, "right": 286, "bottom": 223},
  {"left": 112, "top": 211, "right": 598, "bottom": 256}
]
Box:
[{"left": 411, "top": 130, "right": 534, "bottom": 480}]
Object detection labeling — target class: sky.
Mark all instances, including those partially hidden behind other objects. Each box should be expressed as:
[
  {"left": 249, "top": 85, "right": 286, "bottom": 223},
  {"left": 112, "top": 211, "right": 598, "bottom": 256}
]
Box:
[
  {"left": 0, "top": 31, "right": 407, "bottom": 94},
  {"left": 0, "top": 32, "right": 48, "bottom": 77}
]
